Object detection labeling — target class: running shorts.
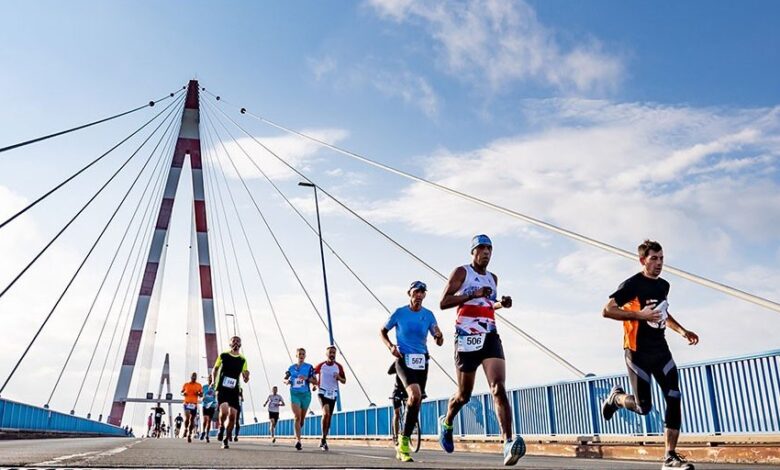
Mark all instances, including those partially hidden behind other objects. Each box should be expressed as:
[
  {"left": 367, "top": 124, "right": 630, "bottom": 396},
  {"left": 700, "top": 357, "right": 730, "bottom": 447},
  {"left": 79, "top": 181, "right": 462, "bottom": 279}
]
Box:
[
  {"left": 454, "top": 332, "right": 505, "bottom": 373},
  {"left": 394, "top": 355, "right": 429, "bottom": 395},
  {"left": 290, "top": 390, "right": 312, "bottom": 409},
  {"left": 217, "top": 388, "right": 241, "bottom": 410}
]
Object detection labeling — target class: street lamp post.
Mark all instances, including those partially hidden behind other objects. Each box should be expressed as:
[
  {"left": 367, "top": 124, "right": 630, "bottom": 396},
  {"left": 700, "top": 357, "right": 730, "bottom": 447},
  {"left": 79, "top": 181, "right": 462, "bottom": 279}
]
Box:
[
  {"left": 298, "top": 182, "right": 335, "bottom": 345},
  {"left": 299, "top": 181, "right": 340, "bottom": 411},
  {"left": 225, "top": 313, "right": 237, "bottom": 337}
]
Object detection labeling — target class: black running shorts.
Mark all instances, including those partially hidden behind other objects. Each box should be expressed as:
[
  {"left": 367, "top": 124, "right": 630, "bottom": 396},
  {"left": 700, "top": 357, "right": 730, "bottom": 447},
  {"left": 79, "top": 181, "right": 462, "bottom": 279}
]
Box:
[
  {"left": 268, "top": 411, "right": 279, "bottom": 421},
  {"left": 318, "top": 393, "right": 337, "bottom": 411},
  {"left": 394, "top": 355, "right": 429, "bottom": 395},
  {"left": 454, "top": 332, "right": 505, "bottom": 373},
  {"left": 217, "top": 388, "right": 240, "bottom": 410}
]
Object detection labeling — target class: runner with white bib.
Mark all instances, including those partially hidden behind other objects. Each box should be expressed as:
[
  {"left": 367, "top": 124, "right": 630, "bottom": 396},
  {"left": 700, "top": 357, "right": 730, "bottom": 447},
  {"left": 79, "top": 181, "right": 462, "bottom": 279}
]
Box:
[
  {"left": 212, "top": 336, "right": 250, "bottom": 450},
  {"left": 438, "top": 234, "right": 525, "bottom": 466},
  {"left": 314, "top": 346, "right": 347, "bottom": 451},
  {"left": 285, "top": 348, "right": 317, "bottom": 451},
  {"left": 381, "top": 280, "right": 443, "bottom": 463}
]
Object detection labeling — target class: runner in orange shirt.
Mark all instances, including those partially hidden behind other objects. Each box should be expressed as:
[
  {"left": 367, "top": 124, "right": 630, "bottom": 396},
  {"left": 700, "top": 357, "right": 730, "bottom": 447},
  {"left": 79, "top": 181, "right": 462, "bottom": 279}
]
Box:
[{"left": 181, "top": 372, "right": 203, "bottom": 443}]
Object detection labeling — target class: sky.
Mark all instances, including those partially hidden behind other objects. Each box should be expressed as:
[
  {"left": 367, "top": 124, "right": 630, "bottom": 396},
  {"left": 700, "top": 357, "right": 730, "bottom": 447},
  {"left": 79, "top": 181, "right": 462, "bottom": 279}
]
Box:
[{"left": 0, "top": 0, "right": 779, "bottom": 430}]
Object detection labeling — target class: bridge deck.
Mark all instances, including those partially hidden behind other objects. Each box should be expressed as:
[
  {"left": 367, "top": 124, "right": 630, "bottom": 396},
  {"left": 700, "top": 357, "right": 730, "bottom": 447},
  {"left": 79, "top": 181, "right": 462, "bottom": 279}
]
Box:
[{"left": 1, "top": 437, "right": 776, "bottom": 469}]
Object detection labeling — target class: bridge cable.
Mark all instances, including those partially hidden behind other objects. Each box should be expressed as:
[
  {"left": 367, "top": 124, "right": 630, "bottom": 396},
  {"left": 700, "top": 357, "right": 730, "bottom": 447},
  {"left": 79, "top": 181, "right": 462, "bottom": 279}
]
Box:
[
  {"left": 202, "top": 124, "right": 277, "bottom": 390},
  {"left": 206, "top": 92, "right": 780, "bottom": 316},
  {"left": 84, "top": 117, "right": 181, "bottom": 418},
  {"left": 65, "top": 117, "right": 180, "bottom": 413},
  {"left": 200, "top": 106, "right": 376, "bottom": 406},
  {"left": 200, "top": 100, "right": 457, "bottom": 384},
  {"left": 46, "top": 112, "right": 180, "bottom": 408},
  {"left": 0, "top": 90, "right": 185, "bottom": 232},
  {"left": 0, "top": 94, "right": 185, "bottom": 301},
  {"left": 201, "top": 130, "right": 271, "bottom": 414},
  {"left": 0, "top": 98, "right": 184, "bottom": 395},
  {"left": 0, "top": 87, "right": 183, "bottom": 155},
  {"left": 202, "top": 98, "right": 584, "bottom": 378}
]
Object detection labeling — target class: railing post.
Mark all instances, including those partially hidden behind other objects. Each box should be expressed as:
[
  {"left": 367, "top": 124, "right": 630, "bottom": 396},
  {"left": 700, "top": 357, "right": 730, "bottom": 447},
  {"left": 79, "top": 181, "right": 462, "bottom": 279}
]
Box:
[
  {"left": 705, "top": 364, "right": 722, "bottom": 434},
  {"left": 587, "top": 380, "right": 600, "bottom": 435},
  {"left": 546, "top": 386, "right": 557, "bottom": 435},
  {"left": 482, "top": 394, "right": 490, "bottom": 437}
]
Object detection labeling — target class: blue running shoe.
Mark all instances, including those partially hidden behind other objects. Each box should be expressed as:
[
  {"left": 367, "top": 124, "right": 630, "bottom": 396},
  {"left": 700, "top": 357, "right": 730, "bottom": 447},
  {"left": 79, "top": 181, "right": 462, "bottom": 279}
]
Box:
[
  {"left": 503, "top": 436, "right": 526, "bottom": 466},
  {"left": 438, "top": 415, "right": 454, "bottom": 453}
]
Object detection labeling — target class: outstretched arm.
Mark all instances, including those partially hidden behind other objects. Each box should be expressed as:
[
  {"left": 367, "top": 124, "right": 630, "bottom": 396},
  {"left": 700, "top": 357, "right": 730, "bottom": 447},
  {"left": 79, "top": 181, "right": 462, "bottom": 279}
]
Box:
[
  {"left": 440, "top": 266, "right": 471, "bottom": 310},
  {"left": 667, "top": 312, "right": 699, "bottom": 345}
]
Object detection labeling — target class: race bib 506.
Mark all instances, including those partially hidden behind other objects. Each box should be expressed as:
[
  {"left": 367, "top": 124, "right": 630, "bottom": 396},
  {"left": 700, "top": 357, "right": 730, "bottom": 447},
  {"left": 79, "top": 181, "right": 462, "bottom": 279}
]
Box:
[{"left": 457, "top": 333, "right": 486, "bottom": 352}]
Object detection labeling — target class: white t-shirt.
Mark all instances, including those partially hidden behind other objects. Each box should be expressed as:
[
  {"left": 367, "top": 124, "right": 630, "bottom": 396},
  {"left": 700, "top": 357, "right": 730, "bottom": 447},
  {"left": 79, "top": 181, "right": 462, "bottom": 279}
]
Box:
[{"left": 266, "top": 394, "right": 284, "bottom": 412}]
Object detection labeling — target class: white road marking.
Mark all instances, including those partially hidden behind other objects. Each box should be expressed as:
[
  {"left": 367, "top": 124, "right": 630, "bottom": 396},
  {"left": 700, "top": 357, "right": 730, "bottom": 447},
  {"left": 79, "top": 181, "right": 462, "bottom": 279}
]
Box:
[
  {"left": 33, "top": 451, "right": 99, "bottom": 465},
  {"left": 33, "top": 439, "right": 139, "bottom": 466}
]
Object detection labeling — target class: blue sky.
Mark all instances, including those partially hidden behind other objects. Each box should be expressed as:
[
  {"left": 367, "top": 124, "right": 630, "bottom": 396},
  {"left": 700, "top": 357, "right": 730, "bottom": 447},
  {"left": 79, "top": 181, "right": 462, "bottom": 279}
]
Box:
[{"left": 1, "top": 1, "right": 779, "bottom": 428}]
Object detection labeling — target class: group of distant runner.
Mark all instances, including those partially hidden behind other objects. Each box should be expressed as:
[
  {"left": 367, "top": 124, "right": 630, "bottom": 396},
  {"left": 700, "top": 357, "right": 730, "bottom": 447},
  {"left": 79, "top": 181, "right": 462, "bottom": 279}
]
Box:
[{"left": 155, "top": 234, "right": 698, "bottom": 469}]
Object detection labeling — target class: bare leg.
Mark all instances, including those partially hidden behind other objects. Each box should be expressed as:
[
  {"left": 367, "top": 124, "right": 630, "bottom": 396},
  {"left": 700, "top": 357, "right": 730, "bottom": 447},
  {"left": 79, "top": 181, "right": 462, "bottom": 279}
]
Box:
[
  {"left": 224, "top": 407, "right": 238, "bottom": 440},
  {"left": 665, "top": 428, "right": 679, "bottom": 453},
  {"left": 483, "top": 358, "right": 512, "bottom": 441},
  {"left": 445, "top": 370, "right": 476, "bottom": 426},
  {"left": 291, "top": 403, "right": 303, "bottom": 441},
  {"left": 403, "top": 384, "right": 422, "bottom": 437},
  {"left": 321, "top": 405, "right": 333, "bottom": 440}
]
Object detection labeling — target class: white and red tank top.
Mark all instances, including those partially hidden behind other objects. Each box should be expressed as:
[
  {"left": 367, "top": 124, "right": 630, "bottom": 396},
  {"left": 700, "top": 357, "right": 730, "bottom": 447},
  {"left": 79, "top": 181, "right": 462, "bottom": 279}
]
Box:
[{"left": 454, "top": 264, "right": 498, "bottom": 335}]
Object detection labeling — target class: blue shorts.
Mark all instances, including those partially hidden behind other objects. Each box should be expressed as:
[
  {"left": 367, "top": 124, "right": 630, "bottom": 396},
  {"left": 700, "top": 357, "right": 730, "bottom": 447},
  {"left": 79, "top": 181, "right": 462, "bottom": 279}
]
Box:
[{"left": 290, "top": 390, "right": 312, "bottom": 409}]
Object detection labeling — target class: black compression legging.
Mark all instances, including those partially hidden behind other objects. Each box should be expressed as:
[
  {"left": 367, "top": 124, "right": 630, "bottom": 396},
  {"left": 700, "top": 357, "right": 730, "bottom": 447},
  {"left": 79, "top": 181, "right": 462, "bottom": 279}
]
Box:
[{"left": 623, "top": 348, "right": 682, "bottom": 430}]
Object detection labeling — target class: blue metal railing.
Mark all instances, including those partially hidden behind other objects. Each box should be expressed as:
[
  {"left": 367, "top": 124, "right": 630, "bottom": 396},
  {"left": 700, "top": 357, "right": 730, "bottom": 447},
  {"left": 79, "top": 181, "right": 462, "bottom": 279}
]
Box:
[
  {"left": 0, "top": 398, "right": 128, "bottom": 436},
  {"left": 240, "top": 349, "right": 780, "bottom": 438}
]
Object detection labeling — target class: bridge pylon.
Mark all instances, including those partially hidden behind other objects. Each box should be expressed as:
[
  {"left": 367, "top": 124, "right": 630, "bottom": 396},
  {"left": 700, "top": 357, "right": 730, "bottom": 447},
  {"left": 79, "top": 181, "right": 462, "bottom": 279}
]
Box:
[{"left": 108, "top": 80, "right": 218, "bottom": 426}]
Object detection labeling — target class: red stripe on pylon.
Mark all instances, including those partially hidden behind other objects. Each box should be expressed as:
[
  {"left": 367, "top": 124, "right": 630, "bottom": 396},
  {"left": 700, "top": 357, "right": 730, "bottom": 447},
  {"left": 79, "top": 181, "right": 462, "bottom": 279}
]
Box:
[
  {"left": 199, "top": 265, "right": 213, "bottom": 299},
  {"left": 194, "top": 200, "right": 208, "bottom": 232},
  {"left": 122, "top": 330, "right": 143, "bottom": 365},
  {"left": 139, "top": 263, "right": 159, "bottom": 296},
  {"left": 185, "top": 81, "right": 199, "bottom": 109},
  {"left": 108, "top": 402, "right": 125, "bottom": 426},
  {"left": 205, "top": 333, "right": 218, "bottom": 367},
  {"left": 156, "top": 198, "right": 174, "bottom": 230},
  {"left": 174, "top": 138, "right": 200, "bottom": 168}
]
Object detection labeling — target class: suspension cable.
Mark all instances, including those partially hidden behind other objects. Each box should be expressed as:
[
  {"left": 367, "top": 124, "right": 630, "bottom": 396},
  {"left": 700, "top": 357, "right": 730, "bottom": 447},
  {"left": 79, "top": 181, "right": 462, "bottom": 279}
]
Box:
[
  {"left": 201, "top": 101, "right": 456, "bottom": 384},
  {"left": 201, "top": 130, "right": 272, "bottom": 392},
  {"left": 200, "top": 107, "right": 375, "bottom": 406},
  {"left": 202, "top": 98, "right": 584, "bottom": 377},
  {"left": 46, "top": 114, "right": 179, "bottom": 408},
  {"left": 205, "top": 91, "right": 780, "bottom": 315},
  {"left": 0, "top": 91, "right": 185, "bottom": 231},
  {"left": 201, "top": 114, "right": 291, "bottom": 364},
  {"left": 0, "top": 99, "right": 183, "bottom": 396},
  {"left": 0, "top": 94, "right": 185, "bottom": 301},
  {"left": 0, "top": 88, "right": 183, "bottom": 155},
  {"left": 82, "top": 122, "right": 178, "bottom": 416}
]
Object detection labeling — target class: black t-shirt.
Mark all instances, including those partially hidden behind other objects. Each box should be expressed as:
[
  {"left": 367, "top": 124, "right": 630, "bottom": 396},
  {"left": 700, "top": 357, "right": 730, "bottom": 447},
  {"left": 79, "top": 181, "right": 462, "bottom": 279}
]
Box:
[
  {"left": 174, "top": 416, "right": 183, "bottom": 425},
  {"left": 153, "top": 407, "right": 165, "bottom": 420},
  {"left": 610, "top": 272, "right": 670, "bottom": 352},
  {"left": 215, "top": 351, "right": 247, "bottom": 393}
]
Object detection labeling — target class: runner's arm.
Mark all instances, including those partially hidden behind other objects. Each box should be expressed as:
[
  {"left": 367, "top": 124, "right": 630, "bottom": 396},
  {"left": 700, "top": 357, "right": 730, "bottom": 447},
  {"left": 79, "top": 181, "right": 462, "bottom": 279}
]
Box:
[
  {"left": 380, "top": 327, "right": 402, "bottom": 358},
  {"left": 337, "top": 364, "right": 346, "bottom": 384},
  {"left": 602, "top": 298, "right": 662, "bottom": 321},
  {"left": 667, "top": 312, "right": 699, "bottom": 345},
  {"left": 440, "top": 266, "right": 473, "bottom": 310},
  {"left": 430, "top": 324, "right": 444, "bottom": 346}
]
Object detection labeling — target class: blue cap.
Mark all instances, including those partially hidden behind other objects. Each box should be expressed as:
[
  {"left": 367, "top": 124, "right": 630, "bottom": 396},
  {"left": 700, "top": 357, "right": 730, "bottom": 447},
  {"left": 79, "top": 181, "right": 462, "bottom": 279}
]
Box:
[
  {"left": 471, "top": 234, "right": 492, "bottom": 252},
  {"left": 408, "top": 280, "right": 427, "bottom": 294}
]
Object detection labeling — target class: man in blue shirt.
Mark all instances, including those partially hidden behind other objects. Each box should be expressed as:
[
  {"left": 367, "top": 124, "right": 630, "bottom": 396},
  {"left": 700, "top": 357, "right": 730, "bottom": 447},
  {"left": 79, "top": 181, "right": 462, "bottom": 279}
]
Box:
[
  {"left": 200, "top": 375, "right": 217, "bottom": 443},
  {"left": 381, "top": 281, "right": 443, "bottom": 462},
  {"left": 284, "top": 348, "right": 317, "bottom": 451}
]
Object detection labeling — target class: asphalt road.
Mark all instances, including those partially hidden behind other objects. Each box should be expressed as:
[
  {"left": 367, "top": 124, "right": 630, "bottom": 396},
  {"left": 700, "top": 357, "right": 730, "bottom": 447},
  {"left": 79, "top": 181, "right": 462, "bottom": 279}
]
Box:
[{"left": 0, "top": 437, "right": 776, "bottom": 469}]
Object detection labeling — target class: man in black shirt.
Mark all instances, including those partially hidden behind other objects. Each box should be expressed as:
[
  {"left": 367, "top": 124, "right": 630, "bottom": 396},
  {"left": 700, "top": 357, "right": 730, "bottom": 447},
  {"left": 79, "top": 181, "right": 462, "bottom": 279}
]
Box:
[
  {"left": 212, "top": 336, "right": 249, "bottom": 449},
  {"left": 602, "top": 240, "right": 699, "bottom": 470},
  {"left": 151, "top": 405, "right": 165, "bottom": 438}
]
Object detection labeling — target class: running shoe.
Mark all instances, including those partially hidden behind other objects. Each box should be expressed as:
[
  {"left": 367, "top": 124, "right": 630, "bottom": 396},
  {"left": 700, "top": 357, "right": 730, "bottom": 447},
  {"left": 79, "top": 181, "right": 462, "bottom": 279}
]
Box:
[
  {"left": 187, "top": 434, "right": 192, "bottom": 443},
  {"left": 234, "top": 435, "right": 239, "bottom": 442},
  {"left": 398, "top": 435, "right": 414, "bottom": 462},
  {"left": 206, "top": 434, "right": 210, "bottom": 443},
  {"left": 199, "top": 431, "right": 205, "bottom": 441},
  {"left": 502, "top": 436, "right": 526, "bottom": 466},
  {"left": 601, "top": 385, "right": 625, "bottom": 421},
  {"left": 295, "top": 440, "right": 302, "bottom": 451},
  {"left": 271, "top": 437, "right": 276, "bottom": 444},
  {"left": 438, "top": 415, "right": 454, "bottom": 453},
  {"left": 662, "top": 451, "right": 695, "bottom": 469},
  {"left": 222, "top": 438, "right": 229, "bottom": 449},
  {"left": 217, "top": 426, "right": 225, "bottom": 442}
]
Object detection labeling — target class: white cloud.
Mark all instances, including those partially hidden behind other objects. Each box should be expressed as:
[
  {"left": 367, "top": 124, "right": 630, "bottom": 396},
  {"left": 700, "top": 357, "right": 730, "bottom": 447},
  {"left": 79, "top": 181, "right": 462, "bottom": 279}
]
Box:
[
  {"left": 204, "top": 128, "right": 350, "bottom": 181},
  {"left": 307, "top": 56, "right": 337, "bottom": 81},
  {"left": 368, "top": 0, "right": 624, "bottom": 93}
]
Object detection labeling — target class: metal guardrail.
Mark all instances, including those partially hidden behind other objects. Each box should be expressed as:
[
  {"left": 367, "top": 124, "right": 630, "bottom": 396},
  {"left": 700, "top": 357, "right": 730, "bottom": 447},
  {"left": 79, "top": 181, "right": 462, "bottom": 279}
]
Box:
[
  {"left": 240, "top": 349, "right": 780, "bottom": 438},
  {"left": 0, "top": 398, "right": 128, "bottom": 436}
]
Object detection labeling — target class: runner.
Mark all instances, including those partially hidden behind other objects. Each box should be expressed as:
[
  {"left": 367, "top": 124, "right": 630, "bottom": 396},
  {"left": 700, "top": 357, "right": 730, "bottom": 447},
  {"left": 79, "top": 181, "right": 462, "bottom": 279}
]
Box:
[
  {"left": 151, "top": 404, "right": 165, "bottom": 438},
  {"left": 381, "top": 280, "right": 443, "bottom": 463},
  {"left": 601, "top": 239, "right": 699, "bottom": 470},
  {"left": 437, "top": 235, "right": 525, "bottom": 466},
  {"left": 181, "top": 371, "right": 203, "bottom": 443},
  {"left": 263, "top": 386, "right": 285, "bottom": 443},
  {"left": 314, "top": 345, "right": 347, "bottom": 451},
  {"left": 388, "top": 362, "right": 408, "bottom": 445},
  {"left": 146, "top": 412, "right": 153, "bottom": 437},
  {"left": 174, "top": 413, "right": 184, "bottom": 438},
  {"left": 212, "top": 336, "right": 250, "bottom": 450},
  {"left": 200, "top": 375, "right": 217, "bottom": 443},
  {"left": 285, "top": 347, "right": 317, "bottom": 451}
]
